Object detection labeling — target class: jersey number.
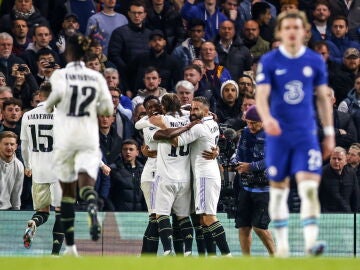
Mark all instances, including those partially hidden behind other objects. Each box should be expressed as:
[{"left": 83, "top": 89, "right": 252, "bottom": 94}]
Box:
[
  {"left": 67, "top": 85, "right": 96, "bottom": 117},
  {"left": 168, "top": 145, "right": 189, "bottom": 157},
  {"left": 29, "top": 124, "right": 53, "bottom": 152}
]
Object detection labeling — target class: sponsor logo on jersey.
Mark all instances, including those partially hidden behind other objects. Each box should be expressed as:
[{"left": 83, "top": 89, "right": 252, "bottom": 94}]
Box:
[{"left": 283, "top": 80, "right": 304, "bottom": 105}]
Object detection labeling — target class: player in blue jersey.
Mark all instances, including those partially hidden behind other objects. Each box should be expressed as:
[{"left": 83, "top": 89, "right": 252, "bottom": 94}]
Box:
[{"left": 255, "top": 11, "right": 335, "bottom": 257}]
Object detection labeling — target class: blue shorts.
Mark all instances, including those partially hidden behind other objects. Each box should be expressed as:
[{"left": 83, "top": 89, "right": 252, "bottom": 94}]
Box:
[{"left": 265, "top": 131, "right": 322, "bottom": 181}]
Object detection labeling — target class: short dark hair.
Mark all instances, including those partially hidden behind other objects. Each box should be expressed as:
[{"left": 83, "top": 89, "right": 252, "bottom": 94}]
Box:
[
  {"left": 251, "top": 2, "right": 271, "bottom": 21},
  {"left": 183, "top": 64, "right": 201, "bottom": 75},
  {"left": 122, "top": 139, "right": 139, "bottom": 149},
  {"left": 83, "top": 52, "right": 100, "bottom": 63},
  {"left": 143, "top": 94, "right": 160, "bottom": 109},
  {"left": 128, "top": 0, "right": 147, "bottom": 11},
  {"left": 312, "top": 40, "right": 329, "bottom": 51},
  {"left": 188, "top": 18, "right": 206, "bottom": 30},
  {"left": 109, "top": 86, "right": 121, "bottom": 95},
  {"left": 39, "top": 82, "right": 52, "bottom": 97},
  {"left": 332, "top": 15, "right": 348, "bottom": 27},
  {"left": 2, "top": 97, "right": 22, "bottom": 110},
  {"left": 36, "top": 48, "right": 57, "bottom": 62},
  {"left": 144, "top": 66, "right": 160, "bottom": 76},
  {"left": 193, "top": 96, "right": 210, "bottom": 108}
]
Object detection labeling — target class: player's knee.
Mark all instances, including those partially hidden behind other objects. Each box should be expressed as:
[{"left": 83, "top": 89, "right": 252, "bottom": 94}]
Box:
[
  {"left": 298, "top": 181, "right": 320, "bottom": 219},
  {"left": 202, "top": 215, "right": 217, "bottom": 226},
  {"left": 33, "top": 211, "right": 50, "bottom": 225}
]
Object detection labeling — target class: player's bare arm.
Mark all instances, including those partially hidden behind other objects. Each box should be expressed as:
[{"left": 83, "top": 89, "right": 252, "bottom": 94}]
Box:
[
  {"left": 256, "top": 84, "right": 282, "bottom": 136},
  {"left": 316, "top": 85, "right": 335, "bottom": 160}
]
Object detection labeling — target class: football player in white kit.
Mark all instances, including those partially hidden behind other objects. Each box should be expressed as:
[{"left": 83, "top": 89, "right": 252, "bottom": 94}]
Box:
[
  {"left": 45, "top": 33, "right": 113, "bottom": 256},
  {"left": 21, "top": 82, "right": 64, "bottom": 255},
  {"left": 175, "top": 96, "right": 231, "bottom": 256}
]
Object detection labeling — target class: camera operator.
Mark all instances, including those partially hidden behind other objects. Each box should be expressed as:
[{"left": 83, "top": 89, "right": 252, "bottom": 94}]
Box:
[
  {"left": 10, "top": 63, "right": 38, "bottom": 110},
  {"left": 232, "top": 105, "right": 275, "bottom": 256}
]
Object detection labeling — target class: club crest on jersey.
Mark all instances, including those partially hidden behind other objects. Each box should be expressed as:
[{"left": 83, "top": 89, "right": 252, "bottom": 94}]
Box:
[
  {"left": 302, "top": 66, "right": 313, "bottom": 77},
  {"left": 283, "top": 80, "right": 304, "bottom": 104}
]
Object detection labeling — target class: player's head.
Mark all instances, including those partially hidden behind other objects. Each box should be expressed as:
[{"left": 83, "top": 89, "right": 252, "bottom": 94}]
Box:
[
  {"left": 65, "top": 33, "right": 92, "bottom": 62},
  {"left": 143, "top": 95, "right": 162, "bottom": 117},
  {"left": 244, "top": 105, "right": 263, "bottom": 134},
  {"left": 38, "top": 81, "right": 52, "bottom": 101},
  {"left": 161, "top": 93, "right": 182, "bottom": 116},
  {"left": 275, "top": 10, "right": 310, "bottom": 47},
  {"left": 0, "top": 131, "right": 18, "bottom": 161},
  {"left": 133, "top": 103, "right": 146, "bottom": 123},
  {"left": 190, "top": 96, "right": 210, "bottom": 121}
]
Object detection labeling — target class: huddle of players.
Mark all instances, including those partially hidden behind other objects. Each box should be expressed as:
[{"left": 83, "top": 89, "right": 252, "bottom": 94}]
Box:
[{"left": 136, "top": 93, "right": 231, "bottom": 256}]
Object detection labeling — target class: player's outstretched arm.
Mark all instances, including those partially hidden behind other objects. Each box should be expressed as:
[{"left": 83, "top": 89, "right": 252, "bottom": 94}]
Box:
[
  {"left": 316, "top": 85, "right": 335, "bottom": 159},
  {"left": 153, "top": 119, "right": 201, "bottom": 140}
]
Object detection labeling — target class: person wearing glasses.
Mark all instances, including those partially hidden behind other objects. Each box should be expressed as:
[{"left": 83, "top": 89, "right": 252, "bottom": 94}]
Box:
[{"left": 108, "top": 0, "right": 151, "bottom": 98}]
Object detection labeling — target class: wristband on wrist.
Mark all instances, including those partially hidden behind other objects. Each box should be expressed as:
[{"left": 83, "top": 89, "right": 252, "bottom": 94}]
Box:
[{"left": 323, "top": 126, "right": 335, "bottom": 136}]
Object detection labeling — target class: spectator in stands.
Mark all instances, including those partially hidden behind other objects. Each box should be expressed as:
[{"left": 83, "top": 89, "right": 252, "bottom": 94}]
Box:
[
  {"left": 326, "top": 88, "right": 358, "bottom": 149},
  {"left": 0, "top": 86, "right": 13, "bottom": 122},
  {"left": 132, "top": 67, "right": 168, "bottom": 109},
  {"left": 242, "top": 20, "right": 270, "bottom": 59},
  {"left": 332, "top": 48, "right": 360, "bottom": 106},
  {"left": 108, "top": 0, "right": 151, "bottom": 97},
  {"left": 85, "top": 0, "right": 128, "bottom": 56},
  {"left": 21, "top": 24, "right": 61, "bottom": 76},
  {"left": 88, "top": 39, "right": 116, "bottom": 70},
  {"left": 0, "top": 73, "right": 6, "bottom": 87},
  {"left": 338, "top": 73, "right": 360, "bottom": 137},
  {"left": 11, "top": 19, "right": 30, "bottom": 57},
  {"left": 64, "top": 0, "right": 97, "bottom": 34},
  {"left": 326, "top": 16, "right": 360, "bottom": 64},
  {"left": 221, "top": 0, "right": 244, "bottom": 31},
  {"left": 251, "top": 2, "right": 274, "bottom": 43},
  {"left": 53, "top": 13, "right": 80, "bottom": 56},
  {"left": 239, "top": 0, "right": 277, "bottom": 28},
  {"left": 328, "top": 0, "right": 360, "bottom": 31},
  {"left": 172, "top": 19, "right": 205, "bottom": 72},
  {"left": 347, "top": 143, "right": 360, "bottom": 180},
  {"left": 103, "top": 68, "right": 132, "bottom": 120},
  {"left": 310, "top": 0, "right": 332, "bottom": 42},
  {"left": 110, "top": 139, "right": 146, "bottom": 211},
  {"left": 10, "top": 62, "right": 38, "bottom": 110},
  {"left": 130, "top": 29, "right": 182, "bottom": 93},
  {"left": 146, "top": 0, "right": 185, "bottom": 53},
  {"left": 84, "top": 52, "right": 103, "bottom": 74},
  {"left": 33, "top": 48, "right": 60, "bottom": 86},
  {"left": 181, "top": 0, "right": 228, "bottom": 41},
  {"left": 0, "top": 32, "right": 26, "bottom": 85},
  {"left": 216, "top": 80, "right": 242, "bottom": 124},
  {"left": 175, "top": 79, "right": 194, "bottom": 107},
  {"left": 110, "top": 87, "right": 134, "bottom": 140},
  {"left": 279, "top": 0, "right": 299, "bottom": 12},
  {"left": 200, "top": 41, "right": 232, "bottom": 100},
  {"left": 319, "top": 146, "right": 360, "bottom": 213},
  {"left": 238, "top": 74, "right": 255, "bottom": 100},
  {"left": 0, "top": 131, "right": 24, "bottom": 210},
  {"left": 214, "top": 20, "right": 252, "bottom": 81},
  {"left": 0, "top": 0, "right": 49, "bottom": 36}
]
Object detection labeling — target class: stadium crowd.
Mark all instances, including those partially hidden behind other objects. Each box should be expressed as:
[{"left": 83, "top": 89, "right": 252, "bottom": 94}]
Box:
[{"left": 0, "top": 0, "right": 360, "bottom": 255}]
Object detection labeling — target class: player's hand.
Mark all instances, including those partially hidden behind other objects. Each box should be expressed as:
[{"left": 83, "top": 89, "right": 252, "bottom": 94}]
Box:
[
  {"left": 202, "top": 146, "right": 219, "bottom": 160},
  {"left": 24, "top": 169, "right": 32, "bottom": 177},
  {"left": 322, "top": 135, "right": 335, "bottom": 160},
  {"left": 235, "top": 162, "right": 250, "bottom": 173},
  {"left": 101, "top": 164, "right": 111, "bottom": 176},
  {"left": 149, "top": 115, "right": 166, "bottom": 129},
  {"left": 141, "top": 145, "right": 157, "bottom": 158},
  {"left": 263, "top": 117, "right": 282, "bottom": 136}
]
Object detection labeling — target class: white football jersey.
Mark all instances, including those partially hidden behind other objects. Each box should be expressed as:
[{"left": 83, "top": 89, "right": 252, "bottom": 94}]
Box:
[
  {"left": 46, "top": 61, "right": 113, "bottom": 150},
  {"left": 20, "top": 102, "right": 57, "bottom": 183},
  {"left": 154, "top": 114, "right": 191, "bottom": 182},
  {"left": 177, "top": 118, "right": 221, "bottom": 178},
  {"left": 141, "top": 121, "right": 160, "bottom": 183}
]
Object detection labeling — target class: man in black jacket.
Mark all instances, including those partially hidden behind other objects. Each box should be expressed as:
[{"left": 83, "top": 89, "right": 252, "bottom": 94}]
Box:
[
  {"left": 108, "top": 0, "right": 151, "bottom": 97},
  {"left": 110, "top": 139, "right": 146, "bottom": 211},
  {"left": 319, "top": 146, "right": 360, "bottom": 213}
]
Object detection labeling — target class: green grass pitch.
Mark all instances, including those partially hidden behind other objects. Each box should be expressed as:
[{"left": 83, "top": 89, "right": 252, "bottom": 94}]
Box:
[{"left": 0, "top": 256, "right": 359, "bottom": 270}]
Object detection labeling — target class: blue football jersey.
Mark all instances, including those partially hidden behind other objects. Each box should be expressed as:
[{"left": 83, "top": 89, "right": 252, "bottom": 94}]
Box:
[{"left": 256, "top": 46, "right": 328, "bottom": 132}]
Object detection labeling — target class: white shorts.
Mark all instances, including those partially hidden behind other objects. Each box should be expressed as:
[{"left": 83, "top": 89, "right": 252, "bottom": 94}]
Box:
[
  {"left": 53, "top": 147, "right": 101, "bottom": 182},
  {"left": 153, "top": 176, "right": 191, "bottom": 217},
  {"left": 141, "top": 181, "right": 155, "bottom": 214},
  {"left": 195, "top": 176, "right": 221, "bottom": 215},
  {"left": 32, "top": 181, "right": 62, "bottom": 210}
]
